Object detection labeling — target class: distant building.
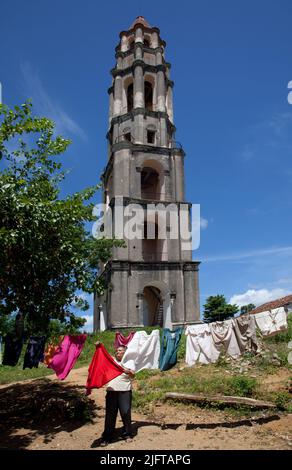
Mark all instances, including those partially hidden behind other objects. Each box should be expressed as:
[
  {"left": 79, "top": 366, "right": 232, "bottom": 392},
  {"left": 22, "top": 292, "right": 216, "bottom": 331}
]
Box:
[{"left": 249, "top": 294, "right": 292, "bottom": 315}]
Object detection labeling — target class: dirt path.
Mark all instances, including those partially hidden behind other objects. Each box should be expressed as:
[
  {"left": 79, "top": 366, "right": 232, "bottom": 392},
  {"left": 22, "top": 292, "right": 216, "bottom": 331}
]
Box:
[{"left": 0, "top": 367, "right": 291, "bottom": 450}]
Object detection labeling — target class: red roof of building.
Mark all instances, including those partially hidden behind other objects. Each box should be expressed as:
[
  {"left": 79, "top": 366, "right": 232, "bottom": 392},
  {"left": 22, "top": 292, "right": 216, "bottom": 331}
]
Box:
[
  {"left": 130, "top": 16, "right": 151, "bottom": 29},
  {"left": 249, "top": 294, "right": 292, "bottom": 314}
]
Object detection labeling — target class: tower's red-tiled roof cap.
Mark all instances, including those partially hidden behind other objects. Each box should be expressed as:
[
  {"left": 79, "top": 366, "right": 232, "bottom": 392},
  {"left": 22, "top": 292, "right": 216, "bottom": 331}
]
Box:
[{"left": 130, "top": 16, "right": 151, "bottom": 29}]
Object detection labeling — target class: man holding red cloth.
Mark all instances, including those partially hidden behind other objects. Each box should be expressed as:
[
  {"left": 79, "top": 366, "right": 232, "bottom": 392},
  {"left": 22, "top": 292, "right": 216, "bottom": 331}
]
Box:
[{"left": 86, "top": 343, "right": 135, "bottom": 446}]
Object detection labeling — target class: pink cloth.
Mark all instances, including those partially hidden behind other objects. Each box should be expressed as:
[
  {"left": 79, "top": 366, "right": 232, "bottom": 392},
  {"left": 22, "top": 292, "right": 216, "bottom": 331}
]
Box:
[
  {"left": 114, "top": 332, "right": 135, "bottom": 350},
  {"left": 48, "top": 334, "right": 87, "bottom": 380}
]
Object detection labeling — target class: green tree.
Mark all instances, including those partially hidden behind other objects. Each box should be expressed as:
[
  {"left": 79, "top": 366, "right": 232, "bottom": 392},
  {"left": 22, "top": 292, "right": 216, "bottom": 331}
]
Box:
[
  {"left": 203, "top": 295, "right": 239, "bottom": 323},
  {"left": 0, "top": 313, "right": 15, "bottom": 336},
  {"left": 240, "top": 303, "right": 256, "bottom": 315},
  {"left": 0, "top": 101, "right": 123, "bottom": 335}
]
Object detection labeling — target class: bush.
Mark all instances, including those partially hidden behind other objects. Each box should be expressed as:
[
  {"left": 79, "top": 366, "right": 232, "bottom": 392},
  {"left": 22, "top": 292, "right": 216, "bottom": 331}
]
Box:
[
  {"left": 274, "top": 391, "right": 292, "bottom": 411},
  {"left": 228, "top": 375, "right": 257, "bottom": 397}
]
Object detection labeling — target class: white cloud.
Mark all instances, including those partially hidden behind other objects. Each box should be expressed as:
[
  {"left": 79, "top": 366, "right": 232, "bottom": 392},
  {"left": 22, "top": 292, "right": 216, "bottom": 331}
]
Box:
[
  {"left": 203, "top": 245, "right": 292, "bottom": 263},
  {"left": 80, "top": 314, "right": 94, "bottom": 333},
  {"left": 229, "top": 288, "right": 291, "bottom": 307},
  {"left": 20, "top": 61, "right": 87, "bottom": 141},
  {"left": 200, "top": 217, "right": 208, "bottom": 230}
]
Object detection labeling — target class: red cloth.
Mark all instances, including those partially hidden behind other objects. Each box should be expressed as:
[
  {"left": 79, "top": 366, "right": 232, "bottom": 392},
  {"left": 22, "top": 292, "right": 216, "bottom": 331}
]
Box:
[
  {"left": 85, "top": 343, "right": 124, "bottom": 395},
  {"left": 114, "top": 332, "right": 135, "bottom": 349}
]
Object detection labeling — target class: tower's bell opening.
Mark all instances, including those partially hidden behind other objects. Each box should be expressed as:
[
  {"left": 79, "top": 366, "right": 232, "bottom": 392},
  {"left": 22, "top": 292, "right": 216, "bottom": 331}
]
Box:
[
  {"left": 141, "top": 166, "right": 160, "bottom": 199},
  {"left": 127, "top": 83, "right": 134, "bottom": 112},
  {"left": 142, "top": 220, "right": 165, "bottom": 261},
  {"left": 144, "top": 81, "right": 153, "bottom": 111},
  {"left": 143, "top": 286, "right": 163, "bottom": 326}
]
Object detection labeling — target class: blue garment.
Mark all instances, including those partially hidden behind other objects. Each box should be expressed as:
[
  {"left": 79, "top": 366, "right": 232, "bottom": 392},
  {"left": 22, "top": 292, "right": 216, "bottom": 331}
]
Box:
[
  {"left": 23, "top": 336, "right": 46, "bottom": 369},
  {"left": 2, "top": 334, "right": 24, "bottom": 366},
  {"left": 159, "top": 327, "right": 183, "bottom": 371}
]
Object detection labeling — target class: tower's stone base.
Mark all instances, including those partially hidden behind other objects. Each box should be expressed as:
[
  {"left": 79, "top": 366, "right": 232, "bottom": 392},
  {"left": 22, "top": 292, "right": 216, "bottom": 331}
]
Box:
[{"left": 94, "top": 260, "right": 200, "bottom": 331}]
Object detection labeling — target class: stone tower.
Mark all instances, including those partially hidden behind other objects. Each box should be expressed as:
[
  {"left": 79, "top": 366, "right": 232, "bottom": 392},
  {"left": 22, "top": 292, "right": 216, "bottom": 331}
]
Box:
[{"left": 94, "top": 17, "right": 200, "bottom": 331}]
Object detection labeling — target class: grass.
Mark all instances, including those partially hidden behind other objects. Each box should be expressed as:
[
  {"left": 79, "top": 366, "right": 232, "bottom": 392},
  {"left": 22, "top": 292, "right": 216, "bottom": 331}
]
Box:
[
  {"left": 0, "top": 363, "right": 53, "bottom": 384},
  {"left": 133, "top": 366, "right": 260, "bottom": 412},
  {"left": 272, "top": 391, "right": 292, "bottom": 411}
]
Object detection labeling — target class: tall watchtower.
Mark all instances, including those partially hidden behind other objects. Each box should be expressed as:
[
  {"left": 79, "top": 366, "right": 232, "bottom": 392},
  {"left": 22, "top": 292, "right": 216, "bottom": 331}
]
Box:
[{"left": 94, "top": 17, "right": 200, "bottom": 330}]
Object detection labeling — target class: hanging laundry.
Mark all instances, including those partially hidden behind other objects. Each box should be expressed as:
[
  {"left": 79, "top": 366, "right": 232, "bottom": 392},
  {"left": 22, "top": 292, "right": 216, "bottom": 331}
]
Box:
[
  {"left": 42, "top": 337, "right": 63, "bottom": 366},
  {"left": 159, "top": 327, "right": 183, "bottom": 371},
  {"left": 121, "top": 330, "right": 160, "bottom": 372},
  {"left": 2, "top": 334, "right": 23, "bottom": 366},
  {"left": 114, "top": 331, "right": 135, "bottom": 349},
  {"left": 185, "top": 324, "right": 220, "bottom": 365},
  {"left": 254, "top": 307, "right": 287, "bottom": 337},
  {"left": 23, "top": 336, "right": 46, "bottom": 369},
  {"left": 48, "top": 334, "right": 87, "bottom": 380},
  {"left": 86, "top": 343, "right": 125, "bottom": 395},
  {"left": 233, "top": 314, "right": 258, "bottom": 353},
  {"left": 210, "top": 319, "right": 241, "bottom": 358}
]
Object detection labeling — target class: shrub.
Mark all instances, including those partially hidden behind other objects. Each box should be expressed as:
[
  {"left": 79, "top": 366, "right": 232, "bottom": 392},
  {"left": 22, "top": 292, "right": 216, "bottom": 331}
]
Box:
[{"left": 228, "top": 375, "right": 257, "bottom": 397}]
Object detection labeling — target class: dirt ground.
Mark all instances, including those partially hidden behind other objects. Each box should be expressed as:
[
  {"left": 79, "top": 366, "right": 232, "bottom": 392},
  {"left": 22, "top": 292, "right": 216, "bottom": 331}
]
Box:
[{"left": 0, "top": 366, "right": 291, "bottom": 450}]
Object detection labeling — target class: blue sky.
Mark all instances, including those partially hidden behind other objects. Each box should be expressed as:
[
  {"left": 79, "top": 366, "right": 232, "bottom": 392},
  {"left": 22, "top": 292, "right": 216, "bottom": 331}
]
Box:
[{"left": 1, "top": 0, "right": 292, "bottom": 330}]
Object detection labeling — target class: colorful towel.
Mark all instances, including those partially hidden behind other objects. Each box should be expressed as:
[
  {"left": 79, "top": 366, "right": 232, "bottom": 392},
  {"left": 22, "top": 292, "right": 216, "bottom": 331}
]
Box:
[
  {"left": 42, "top": 338, "right": 63, "bottom": 366},
  {"left": 48, "top": 334, "right": 87, "bottom": 380},
  {"left": 114, "top": 332, "right": 135, "bottom": 349}
]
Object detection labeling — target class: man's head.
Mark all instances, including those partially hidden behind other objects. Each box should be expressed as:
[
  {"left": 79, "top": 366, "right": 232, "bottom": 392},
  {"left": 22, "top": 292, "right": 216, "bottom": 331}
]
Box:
[{"left": 115, "top": 346, "right": 127, "bottom": 362}]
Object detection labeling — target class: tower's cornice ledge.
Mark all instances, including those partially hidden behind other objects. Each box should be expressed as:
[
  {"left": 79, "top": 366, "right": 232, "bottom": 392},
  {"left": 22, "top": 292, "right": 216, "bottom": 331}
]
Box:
[
  {"left": 101, "top": 260, "right": 201, "bottom": 273},
  {"left": 109, "top": 108, "right": 176, "bottom": 131},
  {"left": 111, "top": 61, "right": 169, "bottom": 78},
  {"left": 108, "top": 196, "right": 193, "bottom": 208},
  {"left": 112, "top": 141, "right": 185, "bottom": 157}
]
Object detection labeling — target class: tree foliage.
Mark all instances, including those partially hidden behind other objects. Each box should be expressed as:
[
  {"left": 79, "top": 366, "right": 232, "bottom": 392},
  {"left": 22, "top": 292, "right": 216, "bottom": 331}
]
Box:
[
  {"left": 0, "top": 101, "right": 123, "bottom": 335},
  {"left": 203, "top": 295, "right": 239, "bottom": 323},
  {"left": 240, "top": 303, "right": 256, "bottom": 315}
]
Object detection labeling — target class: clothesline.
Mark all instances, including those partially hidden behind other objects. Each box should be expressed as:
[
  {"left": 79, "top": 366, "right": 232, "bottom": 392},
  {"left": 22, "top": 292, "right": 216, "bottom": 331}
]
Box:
[{"left": 0, "top": 307, "right": 288, "bottom": 383}]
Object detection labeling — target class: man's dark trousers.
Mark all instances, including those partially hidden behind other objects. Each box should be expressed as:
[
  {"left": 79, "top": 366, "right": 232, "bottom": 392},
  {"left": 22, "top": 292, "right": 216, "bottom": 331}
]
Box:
[{"left": 102, "top": 390, "right": 132, "bottom": 441}]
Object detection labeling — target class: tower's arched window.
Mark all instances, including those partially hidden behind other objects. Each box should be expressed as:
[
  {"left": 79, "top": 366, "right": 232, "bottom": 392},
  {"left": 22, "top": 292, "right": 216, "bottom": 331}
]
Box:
[
  {"left": 127, "top": 83, "right": 134, "bottom": 112},
  {"left": 144, "top": 81, "right": 153, "bottom": 111},
  {"left": 141, "top": 166, "right": 159, "bottom": 199},
  {"left": 144, "top": 38, "right": 150, "bottom": 48},
  {"left": 129, "top": 38, "right": 135, "bottom": 49}
]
